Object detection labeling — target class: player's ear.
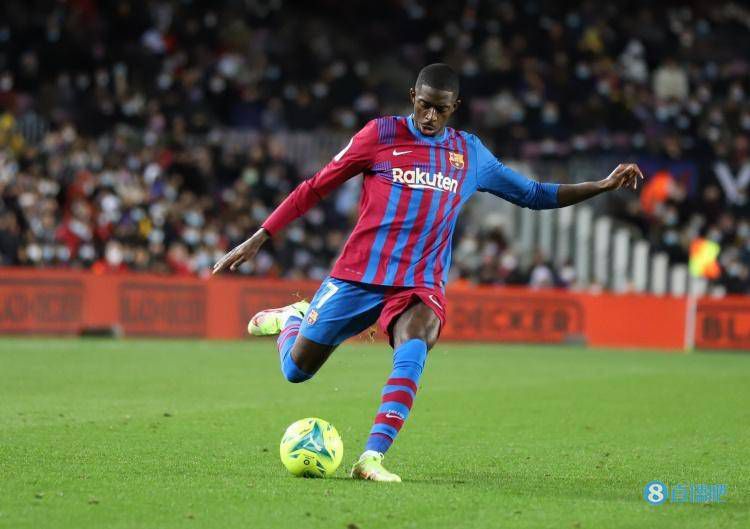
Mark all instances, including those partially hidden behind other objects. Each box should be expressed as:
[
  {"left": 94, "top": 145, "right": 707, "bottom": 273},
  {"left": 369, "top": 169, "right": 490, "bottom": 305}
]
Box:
[
  {"left": 452, "top": 98, "right": 462, "bottom": 113},
  {"left": 409, "top": 87, "right": 416, "bottom": 104}
]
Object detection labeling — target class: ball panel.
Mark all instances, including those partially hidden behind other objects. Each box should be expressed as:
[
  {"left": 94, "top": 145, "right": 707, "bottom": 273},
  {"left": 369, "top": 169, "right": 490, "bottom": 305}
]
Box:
[{"left": 279, "top": 417, "right": 343, "bottom": 478}]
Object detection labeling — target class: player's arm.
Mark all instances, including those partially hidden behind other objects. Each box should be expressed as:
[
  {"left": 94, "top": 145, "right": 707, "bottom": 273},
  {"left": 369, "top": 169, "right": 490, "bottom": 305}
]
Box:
[
  {"left": 475, "top": 138, "right": 642, "bottom": 209},
  {"left": 212, "top": 121, "right": 376, "bottom": 274},
  {"left": 555, "top": 164, "right": 643, "bottom": 206},
  {"left": 475, "top": 138, "right": 559, "bottom": 210}
]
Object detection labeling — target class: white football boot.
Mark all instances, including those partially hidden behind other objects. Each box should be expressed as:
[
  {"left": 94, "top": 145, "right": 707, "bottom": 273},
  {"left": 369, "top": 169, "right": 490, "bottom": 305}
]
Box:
[{"left": 247, "top": 301, "right": 310, "bottom": 336}]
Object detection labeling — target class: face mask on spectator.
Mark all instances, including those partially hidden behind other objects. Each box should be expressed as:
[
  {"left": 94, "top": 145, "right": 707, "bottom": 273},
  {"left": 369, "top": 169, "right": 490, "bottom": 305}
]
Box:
[{"left": 106, "top": 242, "right": 124, "bottom": 266}]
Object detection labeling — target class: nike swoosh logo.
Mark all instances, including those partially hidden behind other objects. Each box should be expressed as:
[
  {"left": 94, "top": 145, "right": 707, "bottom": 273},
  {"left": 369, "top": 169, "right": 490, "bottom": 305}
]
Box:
[
  {"left": 428, "top": 295, "right": 443, "bottom": 310},
  {"left": 385, "top": 412, "right": 403, "bottom": 420},
  {"left": 392, "top": 149, "right": 412, "bottom": 156}
]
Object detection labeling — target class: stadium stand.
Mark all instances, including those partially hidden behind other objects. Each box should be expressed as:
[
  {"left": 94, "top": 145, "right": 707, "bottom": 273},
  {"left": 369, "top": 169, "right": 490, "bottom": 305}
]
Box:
[{"left": 1, "top": 1, "right": 749, "bottom": 293}]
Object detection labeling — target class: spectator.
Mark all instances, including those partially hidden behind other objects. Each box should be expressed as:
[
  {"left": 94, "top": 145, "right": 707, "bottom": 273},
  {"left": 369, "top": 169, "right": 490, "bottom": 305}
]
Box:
[
  {"left": 528, "top": 251, "right": 557, "bottom": 289},
  {"left": 652, "top": 58, "right": 689, "bottom": 101},
  {"left": 0, "top": 210, "right": 19, "bottom": 264}
]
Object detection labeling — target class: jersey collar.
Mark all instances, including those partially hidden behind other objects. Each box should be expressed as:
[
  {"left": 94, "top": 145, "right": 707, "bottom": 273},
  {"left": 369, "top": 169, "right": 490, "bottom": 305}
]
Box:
[{"left": 407, "top": 114, "right": 448, "bottom": 144}]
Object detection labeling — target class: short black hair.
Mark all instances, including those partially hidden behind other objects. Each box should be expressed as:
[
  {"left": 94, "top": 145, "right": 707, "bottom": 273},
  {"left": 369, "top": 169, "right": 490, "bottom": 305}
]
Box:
[{"left": 415, "top": 63, "right": 459, "bottom": 97}]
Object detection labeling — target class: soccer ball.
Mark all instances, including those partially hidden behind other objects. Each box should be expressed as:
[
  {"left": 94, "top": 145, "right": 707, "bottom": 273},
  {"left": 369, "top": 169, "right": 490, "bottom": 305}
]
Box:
[{"left": 279, "top": 417, "right": 343, "bottom": 478}]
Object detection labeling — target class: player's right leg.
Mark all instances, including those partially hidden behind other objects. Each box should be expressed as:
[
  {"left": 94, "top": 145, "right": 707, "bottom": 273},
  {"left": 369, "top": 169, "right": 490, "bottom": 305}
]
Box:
[
  {"left": 247, "top": 277, "right": 384, "bottom": 383},
  {"left": 351, "top": 293, "right": 443, "bottom": 482}
]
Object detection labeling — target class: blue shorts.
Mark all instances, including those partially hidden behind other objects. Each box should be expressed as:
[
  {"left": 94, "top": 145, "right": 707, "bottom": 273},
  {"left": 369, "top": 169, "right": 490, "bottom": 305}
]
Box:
[{"left": 299, "top": 276, "right": 447, "bottom": 346}]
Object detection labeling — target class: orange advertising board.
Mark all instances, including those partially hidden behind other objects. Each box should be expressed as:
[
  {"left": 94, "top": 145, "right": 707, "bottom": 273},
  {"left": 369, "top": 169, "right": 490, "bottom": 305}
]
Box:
[
  {"left": 0, "top": 277, "right": 84, "bottom": 334},
  {"left": 695, "top": 298, "right": 750, "bottom": 351},
  {"left": 118, "top": 282, "right": 207, "bottom": 337},
  {"left": 444, "top": 289, "right": 585, "bottom": 343},
  {"left": 0, "top": 268, "right": 746, "bottom": 351}
]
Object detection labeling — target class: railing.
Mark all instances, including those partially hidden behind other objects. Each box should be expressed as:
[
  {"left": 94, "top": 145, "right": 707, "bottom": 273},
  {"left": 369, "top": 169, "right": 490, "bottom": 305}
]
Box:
[{"left": 471, "top": 197, "right": 708, "bottom": 297}]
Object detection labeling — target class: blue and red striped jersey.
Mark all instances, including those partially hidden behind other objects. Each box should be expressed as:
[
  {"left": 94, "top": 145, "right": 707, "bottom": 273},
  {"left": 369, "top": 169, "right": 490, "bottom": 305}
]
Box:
[{"left": 262, "top": 115, "right": 559, "bottom": 289}]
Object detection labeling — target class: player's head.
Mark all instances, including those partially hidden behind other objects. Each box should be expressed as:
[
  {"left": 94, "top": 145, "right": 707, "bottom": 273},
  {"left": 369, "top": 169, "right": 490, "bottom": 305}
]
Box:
[{"left": 409, "top": 63, "right": 461, "bottom": 137}]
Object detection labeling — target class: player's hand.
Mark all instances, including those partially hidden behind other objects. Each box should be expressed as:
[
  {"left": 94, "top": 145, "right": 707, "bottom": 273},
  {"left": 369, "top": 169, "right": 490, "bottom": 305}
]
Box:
[
  {"left": 602, "top": 163, "right": 644, "bottom": 191},
  {"left": 212, "top": 228, "right": 270, "bottom": 274}
]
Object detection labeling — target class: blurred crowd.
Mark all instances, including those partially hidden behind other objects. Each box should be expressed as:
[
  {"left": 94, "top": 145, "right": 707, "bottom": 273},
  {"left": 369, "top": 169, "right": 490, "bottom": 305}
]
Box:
[
  {"left": 612, "top": 135, "right": 750, "bottom": 294},
  {"left": 0, "top": 123, "right": 347, "bottom": 278},
  {"left": 1, "top": 0, "right": 749, "bottom": 291},
  {"left": 452, "top": 224, "right": 577, "bottom": 289}
]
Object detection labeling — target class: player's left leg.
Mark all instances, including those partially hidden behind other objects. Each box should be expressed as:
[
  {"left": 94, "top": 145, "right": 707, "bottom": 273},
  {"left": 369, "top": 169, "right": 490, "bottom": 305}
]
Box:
[
  {"left": 249, "top": 277, "right": 385, "bottom": 383},
  {"left": 352, "top": 294, "right": 443, "bottom": 482},
  {"left": 248, "top": 300, "right": 327, "bottom": 382}
]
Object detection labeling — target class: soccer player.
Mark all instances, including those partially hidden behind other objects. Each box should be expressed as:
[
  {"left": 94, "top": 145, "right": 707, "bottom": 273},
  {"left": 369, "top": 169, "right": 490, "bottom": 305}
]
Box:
[{"left": 213, "top": 63, "right": 643, "bottom": 482}]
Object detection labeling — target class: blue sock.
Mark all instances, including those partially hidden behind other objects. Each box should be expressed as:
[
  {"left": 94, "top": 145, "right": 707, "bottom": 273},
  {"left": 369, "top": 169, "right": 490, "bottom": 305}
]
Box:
[
  {"left": 365, "top": 339, "right": 428, "bottom": 454},
  {"left": 277, "top": 316, "right": 311, "bottom": 383}
]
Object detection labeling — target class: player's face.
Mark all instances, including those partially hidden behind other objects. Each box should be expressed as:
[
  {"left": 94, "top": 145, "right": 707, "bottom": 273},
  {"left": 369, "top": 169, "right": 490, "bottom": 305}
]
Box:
[{"left": 410, "top": 85, "right": 460, "bottom": 136}]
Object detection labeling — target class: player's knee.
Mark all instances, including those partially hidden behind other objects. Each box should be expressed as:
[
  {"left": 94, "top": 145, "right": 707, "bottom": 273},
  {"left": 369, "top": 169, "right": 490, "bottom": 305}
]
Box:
[
  {"left": 394, "top": 321, "right": 439, "bottom": 350},
  {"left": 281, "top": 366, "right": 312, "bottom": 383},
  {"left": 280, "top": 354, "right": 313, "bottom": 383},
  {"left": 283, "top": 371, "right": 311, "bottom": 383},
  {"left": 392, "top": 303, "right": 441, "bottom": 350},
  {"left": 422, "top": 325, "right": 440, "bottom": 350}
]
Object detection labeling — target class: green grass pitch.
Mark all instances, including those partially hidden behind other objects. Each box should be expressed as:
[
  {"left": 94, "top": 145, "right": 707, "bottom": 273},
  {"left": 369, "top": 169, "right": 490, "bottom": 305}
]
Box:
[{"left": 1, "top": 338, "right": 748, "bottom": 529}]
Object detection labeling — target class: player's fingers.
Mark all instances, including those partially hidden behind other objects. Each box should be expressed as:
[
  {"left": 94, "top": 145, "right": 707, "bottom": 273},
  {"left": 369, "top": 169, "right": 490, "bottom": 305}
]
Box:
[
  {"left": 212, "top": 255, "right": 229, "bottom": 274},
  {"left": 613, "top": 164, "right": 627, "bottom": 176},
  {"left": 623, "top": 168, "right": 637, "bottom": 189},
  {"left": 214, "top": 249, "right": 239, "bottom": 274},
  {"left": 229, "top": 253, "right": 246, "bottom": 271},
  {"left": 630, "top": 164, "right": 642, "bottom": 178},
  {"left": 213, "top": 262, "right": 228, "bottom": 275},
  {"left": 633, "top": 166, "right": 642, "bottom": 180}
]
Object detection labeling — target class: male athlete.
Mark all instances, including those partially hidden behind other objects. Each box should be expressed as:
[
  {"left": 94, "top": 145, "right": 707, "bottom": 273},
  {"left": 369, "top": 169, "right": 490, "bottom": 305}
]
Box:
[{"left": 213, "top": 63, "right": 643, "bottom": 482}]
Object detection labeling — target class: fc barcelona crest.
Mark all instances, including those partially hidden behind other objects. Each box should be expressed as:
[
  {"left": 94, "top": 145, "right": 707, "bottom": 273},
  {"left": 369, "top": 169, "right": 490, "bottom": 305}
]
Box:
[{"left": 449, "top": 152, "right": 464, "bottom": 169}]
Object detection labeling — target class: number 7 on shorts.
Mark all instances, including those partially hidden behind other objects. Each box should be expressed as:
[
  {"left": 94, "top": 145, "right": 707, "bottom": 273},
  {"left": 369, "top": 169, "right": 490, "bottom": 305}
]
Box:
[{"left": 316, "top": 281, "right": 339, "bottom": 309}]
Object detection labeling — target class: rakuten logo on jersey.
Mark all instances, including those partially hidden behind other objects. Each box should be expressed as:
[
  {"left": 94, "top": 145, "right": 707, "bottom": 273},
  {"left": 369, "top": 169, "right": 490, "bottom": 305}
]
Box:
[{"left": 391, "top": 168, "right": 458, "bottom": 193}]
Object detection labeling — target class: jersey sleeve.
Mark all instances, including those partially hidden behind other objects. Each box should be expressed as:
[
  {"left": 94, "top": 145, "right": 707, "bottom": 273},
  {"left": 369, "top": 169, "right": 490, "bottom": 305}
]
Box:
[
  {"left": 474, "top": 137, "right": 559, "bottom": 210},
  {"left": 262, "top": 120, "right": 377, "bottom": 235}
]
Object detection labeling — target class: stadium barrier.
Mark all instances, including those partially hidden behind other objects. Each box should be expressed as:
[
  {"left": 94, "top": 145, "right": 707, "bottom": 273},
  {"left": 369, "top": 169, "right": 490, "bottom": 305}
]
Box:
[{"left": 0, "top": 268, "right": 747, "bottom": 351}]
